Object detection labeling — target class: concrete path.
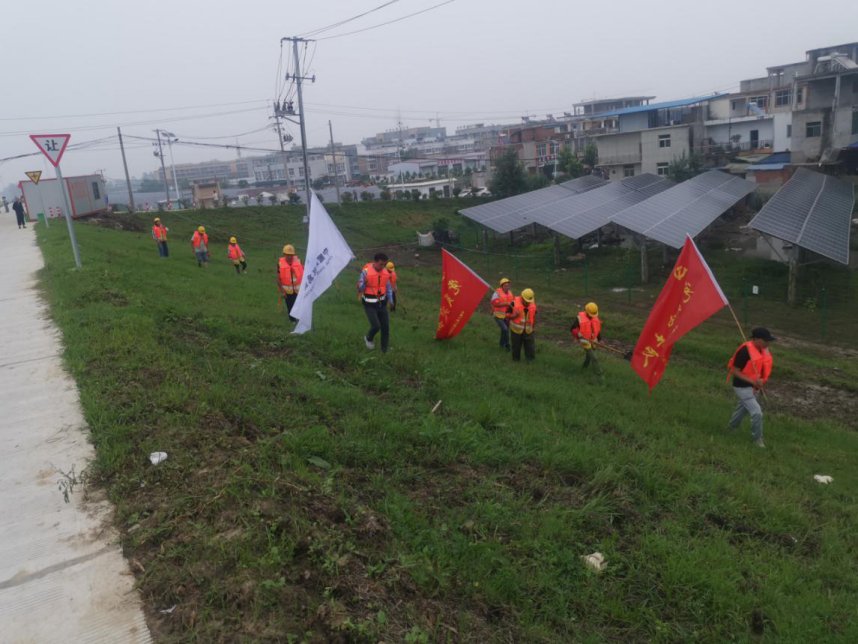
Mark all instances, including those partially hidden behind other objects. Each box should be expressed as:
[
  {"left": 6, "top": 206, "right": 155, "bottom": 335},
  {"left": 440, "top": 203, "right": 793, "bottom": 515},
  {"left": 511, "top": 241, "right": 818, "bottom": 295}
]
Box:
[{"left": 0, "top": 213, "right": 151, "bottom": 643}]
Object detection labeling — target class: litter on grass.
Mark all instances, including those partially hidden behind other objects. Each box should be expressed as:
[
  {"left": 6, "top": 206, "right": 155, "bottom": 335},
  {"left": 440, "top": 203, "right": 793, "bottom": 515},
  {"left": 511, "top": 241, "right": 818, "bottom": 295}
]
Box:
[
  {"left": 149, "top": 452, "right": 168, "bottom": 465},
  {"left": 582, "top": 552, "right": 606, "bottom": 572},
  {"left": 813, "top": 474, "right": 833, "bottom": 484}
]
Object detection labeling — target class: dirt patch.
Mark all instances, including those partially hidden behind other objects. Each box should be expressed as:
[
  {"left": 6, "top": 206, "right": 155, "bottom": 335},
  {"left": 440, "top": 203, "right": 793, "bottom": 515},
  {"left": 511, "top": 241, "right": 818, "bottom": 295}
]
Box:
[
  {"left": 85, "top": 215, "right": 147, "bottom": 233},
  {"left": 767, "top": 381, "right": 858, "bottom": 428}
]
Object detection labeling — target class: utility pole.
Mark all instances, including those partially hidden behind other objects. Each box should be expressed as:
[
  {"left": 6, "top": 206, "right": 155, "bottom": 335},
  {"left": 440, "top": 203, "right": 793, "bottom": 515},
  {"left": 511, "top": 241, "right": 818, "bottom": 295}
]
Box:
[
  {"left": 271, "top": 101, "right": 293, "bottom": 191},
  {"left": 117, "top": 127, "right": 135, "bottom": 212},
  {"left": 328, "top": 120, "right": 341, "bottom": 205},
  {"left": 282, "top": 36, "right": 315, "bottom": 219},
  {"left": 161, "top": 130, "right": 181, "bottom": 203},
  {"left": 153, "top": 129, "right": 170, "bottom": 205}
]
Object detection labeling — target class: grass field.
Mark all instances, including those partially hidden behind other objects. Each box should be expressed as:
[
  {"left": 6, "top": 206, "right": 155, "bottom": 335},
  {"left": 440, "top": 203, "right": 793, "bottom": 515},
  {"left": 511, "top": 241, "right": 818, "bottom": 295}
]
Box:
[{"left": 37, "top": 202, "right": 858, "bottom": 642}]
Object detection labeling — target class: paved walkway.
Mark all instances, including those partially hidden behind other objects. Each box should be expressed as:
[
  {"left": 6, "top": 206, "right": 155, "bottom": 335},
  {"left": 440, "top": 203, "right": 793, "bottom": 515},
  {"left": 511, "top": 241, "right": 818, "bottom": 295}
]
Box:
[{"left": 0, "top": 212, "right": 151, "bottom": 643}]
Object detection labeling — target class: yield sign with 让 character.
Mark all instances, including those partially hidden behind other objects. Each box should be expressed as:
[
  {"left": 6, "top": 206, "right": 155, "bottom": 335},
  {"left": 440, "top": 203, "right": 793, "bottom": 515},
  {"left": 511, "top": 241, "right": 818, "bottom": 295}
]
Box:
[
  {"left": 30, "top": 134, "right": 71, "bottom": 167},
  {"left": 25, "top": 170, "right": 42, "bottom": 184}
]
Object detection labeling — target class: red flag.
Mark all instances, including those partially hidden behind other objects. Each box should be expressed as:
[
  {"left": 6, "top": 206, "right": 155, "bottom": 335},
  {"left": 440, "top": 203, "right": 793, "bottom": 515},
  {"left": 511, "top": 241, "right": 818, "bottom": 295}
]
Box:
[
  {"left": 631, "top": 235, "right": 729, "bottom": 389},
  {"left": 436, "top": 249, "right": 490, "bottom": 340}
]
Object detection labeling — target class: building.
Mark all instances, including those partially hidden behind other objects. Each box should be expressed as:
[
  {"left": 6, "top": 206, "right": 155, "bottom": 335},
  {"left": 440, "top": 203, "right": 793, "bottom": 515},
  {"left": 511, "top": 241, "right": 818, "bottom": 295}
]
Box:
[
  {"left": 573, "top": 96, "right": 655, "bottom": 116},
  {"left": 20, "top": 174, "right": 108, "bottom": 219},
  {"left": 192, "top": 182, "right": 221, "bottom": 209},
  {"left": 387, "top": 158, "right": 440, "bottom": 179}
]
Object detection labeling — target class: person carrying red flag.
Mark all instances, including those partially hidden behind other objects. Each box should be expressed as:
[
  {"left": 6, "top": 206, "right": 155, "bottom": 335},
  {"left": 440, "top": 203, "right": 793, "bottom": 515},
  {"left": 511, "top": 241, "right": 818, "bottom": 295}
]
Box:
[
  {"left": 435, "top": 249, "right": 490, "bottom": 341},
  {"left": 489, "top": 277, "right": 514, "bottom": 351},
  {"left": 570, "top": 302, "right": 603, "bottom": 376},
  {"left": 726, "top": 327, "right": 775, "bottom": 448},
  {"left": 277, "top": 244, "right": 304, "bottom": 322},
  {"left": 509, "top": 288, "right": 537, "bottom": 362},
  {"left": 358, "top": 252, "right": 392, "bottom": 352}
]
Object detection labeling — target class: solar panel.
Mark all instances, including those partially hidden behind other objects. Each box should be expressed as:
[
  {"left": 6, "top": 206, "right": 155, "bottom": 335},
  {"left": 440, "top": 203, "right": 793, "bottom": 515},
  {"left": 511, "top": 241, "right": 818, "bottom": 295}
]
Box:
[
  {"left": 612, "top": 170, "right": 755, "bottom": 248},
  {"left": 748, "top": 168, "right": 854, "bottom": 265},
  {"left": 527, "top": 174, "right": 672, "bottom": 239},
  {"left": 458, "top": 175, "right": 607, "bottom": 233}
]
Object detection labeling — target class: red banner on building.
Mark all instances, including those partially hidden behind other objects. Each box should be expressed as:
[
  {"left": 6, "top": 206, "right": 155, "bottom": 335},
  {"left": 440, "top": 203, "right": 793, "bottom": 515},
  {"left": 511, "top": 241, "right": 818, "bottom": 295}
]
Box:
[
  {"left": 631, "top": 235, "right": 729, "bottom": 389},
  {"left": 436, "top": 249, "right": 490, "bottom": 340}
]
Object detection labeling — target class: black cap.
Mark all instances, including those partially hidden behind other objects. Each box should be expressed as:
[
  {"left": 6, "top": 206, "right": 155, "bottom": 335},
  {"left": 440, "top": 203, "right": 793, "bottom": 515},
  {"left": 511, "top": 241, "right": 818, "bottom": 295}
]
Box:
[{"left": 751, "top": 327, "right": 776, "bottom": 342}]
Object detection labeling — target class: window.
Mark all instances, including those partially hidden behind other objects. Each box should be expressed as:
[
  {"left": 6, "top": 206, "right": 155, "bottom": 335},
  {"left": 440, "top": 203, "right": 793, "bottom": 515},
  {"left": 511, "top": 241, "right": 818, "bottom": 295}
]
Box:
[
  {"left": 658, "top": 134, "right": 671, "bottom": 148},
  {"left": 852, "top": 110, "right": 858, "bottom": 135},
  {"left": 92, "top": 182, "right": 100, "bottom": 199},
  {"left": 787, "top": 124, "right": 792, "bottom": 138},
  {"left": 796, "top": 88, "right": 803, "bottom": 103},
  {"left": 623, "top": 165, "right": 635, "bottom": 177},
  {"left": 749, "top": 95, "right": 769, "bottom": 109},
  {"left": 806, "top": 121, "right": 822, "bottom": 138},
  {"left": 731, "top": 99, "right": 744, "bottom": 111},
  {"left": 775, "top": 89, "right": 792, "bottom": 107},
  {"left": 656, "top": 162, "right": 669, "bottom": 176},
  {"left": 536, "top": 143, "right": 547, "bottom": 157}
]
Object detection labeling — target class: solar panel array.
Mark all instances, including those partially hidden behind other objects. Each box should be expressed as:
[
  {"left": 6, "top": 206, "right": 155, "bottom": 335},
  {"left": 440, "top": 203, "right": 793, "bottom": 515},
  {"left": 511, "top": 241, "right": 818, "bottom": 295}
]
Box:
[
  {"left": 612, "top": 170, "right": 755, "bottom": 248},
  {"left": 748, "top": 168, "right": 854, "bottom": 265},
  {"left": 458, "top": 175, "right": 607, "bottom": 233}
]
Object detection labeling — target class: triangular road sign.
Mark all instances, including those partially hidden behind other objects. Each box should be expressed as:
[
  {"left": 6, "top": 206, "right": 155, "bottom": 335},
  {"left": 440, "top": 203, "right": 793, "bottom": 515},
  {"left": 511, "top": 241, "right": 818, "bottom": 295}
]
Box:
[
  {"left": 30, "top": 134, "right": 71, "bottom": 167},
  {"left": 25, "top": 170, "right": 42, "bottom": 184}
]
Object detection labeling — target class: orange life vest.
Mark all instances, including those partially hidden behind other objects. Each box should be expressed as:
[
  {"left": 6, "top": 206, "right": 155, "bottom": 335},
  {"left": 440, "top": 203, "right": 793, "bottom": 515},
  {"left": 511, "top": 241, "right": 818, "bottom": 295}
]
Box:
[
  {"left": 361, "top": 263, "right": 390, "bottom": 301},
  {"left": 491, "top": 287, "right": 515, "bottom": 319},
  {"left": 152, "top": 224, "right": 167, "bottom": 241},
  {"left": 227, "top": 244, "right": 244, "bottom": 261},
  {"left": 576, "top": 311, "right": 602, "bottom": 342},
  {"left": 388, "top": 269, "right": 397, "bottom": 290},
  {"left": 727, "top": 341, "right": 773, "bottom": 385},
  {"left": 191, "top": 231, "right": 208, "bottom": 249},
  {"left": 508, "top": 296, "right": 537, "bottom": 334},
  {"left": 278, "top": 256, "right": 304, "bottom": 294}
]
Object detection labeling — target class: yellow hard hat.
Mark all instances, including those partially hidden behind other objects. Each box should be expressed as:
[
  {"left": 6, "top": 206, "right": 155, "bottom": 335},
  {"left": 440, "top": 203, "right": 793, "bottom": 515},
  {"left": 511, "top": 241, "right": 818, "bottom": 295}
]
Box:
[
  {"left": 198, "top": 226, "right": 205, "bottom": 233},
  {"left": 521, "top": 288, "right": 535, "bottom": 303},
  {"left": 229, "top": 236, "right": 237, "bottom": 244},
  {"left": 283, "top": 244, "right": 296, "bottom": 255},
  {"left": 386, "top": 261, "right": 395, "bottom": 270},
  {"left": 499, "top": 277, "right": 510, "bottom": 286},
  {"left": 153, "top": 217, "right": 160, "bottom": 222},
  {"left": 585, "top": 302, "right": 599, "bottom": 316}
]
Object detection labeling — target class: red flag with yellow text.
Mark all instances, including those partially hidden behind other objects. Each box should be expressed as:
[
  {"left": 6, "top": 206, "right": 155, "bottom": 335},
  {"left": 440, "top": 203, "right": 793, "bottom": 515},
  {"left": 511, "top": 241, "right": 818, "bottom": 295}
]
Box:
[
  {"left": 436, "top": 248, "right": 490, "bottom": 340},
  {"left": 631, "top": 235, "right": 729, "bottom": 389}
]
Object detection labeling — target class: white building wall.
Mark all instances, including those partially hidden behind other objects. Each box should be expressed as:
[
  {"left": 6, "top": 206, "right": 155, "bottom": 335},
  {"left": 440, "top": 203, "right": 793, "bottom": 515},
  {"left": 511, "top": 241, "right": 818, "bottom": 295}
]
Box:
[
  {"left": 619, "top": 112, "right": 650, "bottom": 133},
  {"left": 772, "top": 112, "right": 793, "bottom": 150},
  {"left": 705, "top": 118, "right": 774, "bottom": 148},
  {"left": 594, "top": 131, "right": 641, "bottom": 166},
  {"left": 640, "top": 126, "right": 690, "bottom": 174}
]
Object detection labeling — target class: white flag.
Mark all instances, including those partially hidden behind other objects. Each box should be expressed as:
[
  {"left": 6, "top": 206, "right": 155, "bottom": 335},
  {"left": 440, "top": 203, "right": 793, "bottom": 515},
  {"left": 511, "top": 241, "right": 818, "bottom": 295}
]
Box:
[{"left": 291, "top": 192, "right": 355, "bottom": 334}]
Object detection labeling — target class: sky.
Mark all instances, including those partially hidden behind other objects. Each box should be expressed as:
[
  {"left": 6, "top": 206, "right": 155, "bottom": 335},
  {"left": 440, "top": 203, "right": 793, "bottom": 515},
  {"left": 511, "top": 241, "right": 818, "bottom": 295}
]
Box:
[{"left": 2, "top": 0, "right": 857, "bottom": 191}]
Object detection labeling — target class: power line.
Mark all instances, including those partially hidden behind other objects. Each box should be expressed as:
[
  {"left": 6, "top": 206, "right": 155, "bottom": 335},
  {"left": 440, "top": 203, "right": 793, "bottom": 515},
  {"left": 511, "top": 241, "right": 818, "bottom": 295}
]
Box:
[
  {"left": 0, "top": 99, "right": 269, "bottom": 122},
  {"left": 316, "top": 0, "right": 456, "bottom": 40},
  {"left": 299, "top": 0, "right": 401, "bottom": 37}
]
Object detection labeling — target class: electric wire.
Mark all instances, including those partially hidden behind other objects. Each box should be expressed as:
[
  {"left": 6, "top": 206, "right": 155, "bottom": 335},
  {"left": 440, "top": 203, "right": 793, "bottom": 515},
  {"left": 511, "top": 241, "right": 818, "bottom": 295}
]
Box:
[
  {"left": 298, "top": 0, "right": 401, "bottom": 38},
  {"left": 315, "top": 0, "right": 456, "bottom": 40}
]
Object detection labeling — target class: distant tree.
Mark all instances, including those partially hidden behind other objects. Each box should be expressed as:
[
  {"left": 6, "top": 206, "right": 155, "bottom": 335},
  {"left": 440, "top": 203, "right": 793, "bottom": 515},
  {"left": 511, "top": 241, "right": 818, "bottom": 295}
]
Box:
[
  {"left": 667, "top": 152, "right": 704, "bottom": 182},
  {"left": 341, "top": 192, "right": 354, "bottom": 203},
  {"left": 240, "top": 195, "right": 250, "bottom": 205},
  {"left": 360, "top": 191, "right": 374, "bottom": 201},
  {"left": 452, "top": 186, "right": 462, "bottom": 197},
  {"left": 556, "top": 148, "right": 584, "bottom": 178},
  {"left": 380, "top": 189, "right": 391, "bottom": 201},
  {"left": 268, "top": 194, "right": 277, "bottom": 205},
  {"left": 526, "top": 174, "right": 550, "bottom": 191},
  {"left": 410, "top": 189, "right": 421, "bottom": 202},
  {"left": 394, "top": 190, "right": 405, "bottom": 200},
  {"left": 288, "top": 193, "right": 301, "bottom": 205},
  {"left": 489, "top": 148, "right": 527, "bottom": 198},
  {"left": 582, "top": 143, "right": 599, "bottom": 168},
  {"left": 238, "top": 179, "right": 249, "bottom": 188},
  {"left": 140, "top": 178, "right": 163, "bottom": 192},
  {"left": 256, "top": 195, "right": 265, "bottom": 205},
  {"left": 311, "top": 178, "right": 326, "bottom": 190}
]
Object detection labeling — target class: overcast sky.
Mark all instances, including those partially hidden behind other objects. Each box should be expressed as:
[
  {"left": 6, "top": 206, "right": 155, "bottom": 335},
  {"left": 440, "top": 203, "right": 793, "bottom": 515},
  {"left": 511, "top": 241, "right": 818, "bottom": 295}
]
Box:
[{"left": 2, "top": 0, "right": 857, "bottom": 189}]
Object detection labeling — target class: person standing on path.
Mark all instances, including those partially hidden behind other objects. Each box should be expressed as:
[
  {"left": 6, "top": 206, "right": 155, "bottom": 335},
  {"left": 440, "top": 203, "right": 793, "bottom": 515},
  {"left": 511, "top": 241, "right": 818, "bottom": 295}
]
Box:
[
  {"left": 490, "top": 277, "right": 514, "bottom": 351},
  {"left": 191, "top": 226, "right": 209, "bottom": 267},
  {"left": 151, "top": 217, "right": 169, "bottom": 257},
  {"left": 570, "top": 302, "right": 603, "bottom": 377},
  {"left": 12, "top": 197, "right": 26, "bottom": 229},
  {"left": 509, "top": 288, "right": 537, "bottom": 362},
  {"left": 358, "top": 252, "right": 391, "bottom": 353},
  {"left": 727, "top": 327, "right": 775, "bottom": 448},
  {"left": 277, "top": 244, "right": 303, "bottom": 321},
  {"left": 227, "top": 236, "right": 247, "bottom": 274},
  {"left": 2, "top": 195, "right": 9, "bottom": 213}
]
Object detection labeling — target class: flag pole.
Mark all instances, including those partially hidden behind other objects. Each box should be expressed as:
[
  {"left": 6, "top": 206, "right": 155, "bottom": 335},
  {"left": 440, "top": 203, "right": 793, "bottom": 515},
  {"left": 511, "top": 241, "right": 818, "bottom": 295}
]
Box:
[{"left": 726, "top": 302, "right": 769, "bottom": 402}]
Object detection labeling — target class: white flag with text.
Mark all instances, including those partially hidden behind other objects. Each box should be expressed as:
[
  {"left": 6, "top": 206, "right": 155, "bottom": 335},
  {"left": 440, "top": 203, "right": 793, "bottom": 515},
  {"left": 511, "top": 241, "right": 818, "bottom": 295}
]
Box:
[{"left": 291, "top": 192, "right": 355, "bottom": 334}]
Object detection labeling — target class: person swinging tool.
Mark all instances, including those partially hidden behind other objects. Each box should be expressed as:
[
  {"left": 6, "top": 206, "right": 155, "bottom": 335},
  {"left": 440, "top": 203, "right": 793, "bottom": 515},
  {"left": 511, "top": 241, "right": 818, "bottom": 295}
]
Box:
[
  {"left": 227, "top": 236, "right": 247, "bottom": 274},
  {"left": 570, "top": 302, "right": 603, "bottom": 376}
]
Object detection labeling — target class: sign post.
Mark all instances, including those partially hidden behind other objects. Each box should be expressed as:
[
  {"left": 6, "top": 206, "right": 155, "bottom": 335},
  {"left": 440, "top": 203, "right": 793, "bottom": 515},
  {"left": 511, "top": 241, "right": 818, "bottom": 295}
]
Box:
[
  {"left": 24, "top": 171, "right": 48, "bottom": 228},
  {"left": 30, "top": 134, "right": 80, "bottom": 268}
]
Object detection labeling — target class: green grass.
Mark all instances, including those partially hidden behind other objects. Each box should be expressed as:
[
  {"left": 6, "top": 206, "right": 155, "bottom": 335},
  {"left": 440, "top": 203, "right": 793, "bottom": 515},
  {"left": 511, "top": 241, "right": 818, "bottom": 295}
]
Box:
[{"left": 37, "top": 203, "right": 858, "bottom": 642}]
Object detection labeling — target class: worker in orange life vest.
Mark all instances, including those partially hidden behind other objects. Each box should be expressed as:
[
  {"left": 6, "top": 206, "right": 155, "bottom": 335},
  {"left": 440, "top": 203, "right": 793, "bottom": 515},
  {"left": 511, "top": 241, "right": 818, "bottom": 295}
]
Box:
[
  {"left": 151, "top": 217, "right": 169, "bottom": 258},
  {"left": 386, "top": 261, "right": 398, "bottom": 312},
  {"left": 277, "top": 244, "right": 304, "bottom": 321},
  {"left": 570, "top": 302, "right": 603, "bottom": 376},
  {"left": 190, "top": 226, "right": 209, "bottom": 267},
  {"left": 227, "top": 236, "right": 247, "bottom": 274},
  {"left": 727, "top": 327, "right": 775, "bottom": 448},
  {"left": 489, "top": 277, "right": 514, "bottom": 351},
  {"left": 508, "top": 288, "right": 537, "bottom": 362},
  {"left": 358, "top": 252, "right": 391, "bottom": 352}
]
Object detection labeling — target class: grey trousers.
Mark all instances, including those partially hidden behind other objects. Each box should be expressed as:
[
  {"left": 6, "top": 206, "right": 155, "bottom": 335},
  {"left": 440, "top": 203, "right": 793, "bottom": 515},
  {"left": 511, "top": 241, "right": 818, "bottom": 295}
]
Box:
[
  {"left": 493, "top": 316, "right": 510, "bottom": 349},
  {"left": 729, "top": 386, "right": 763, "bottom": 440}
]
